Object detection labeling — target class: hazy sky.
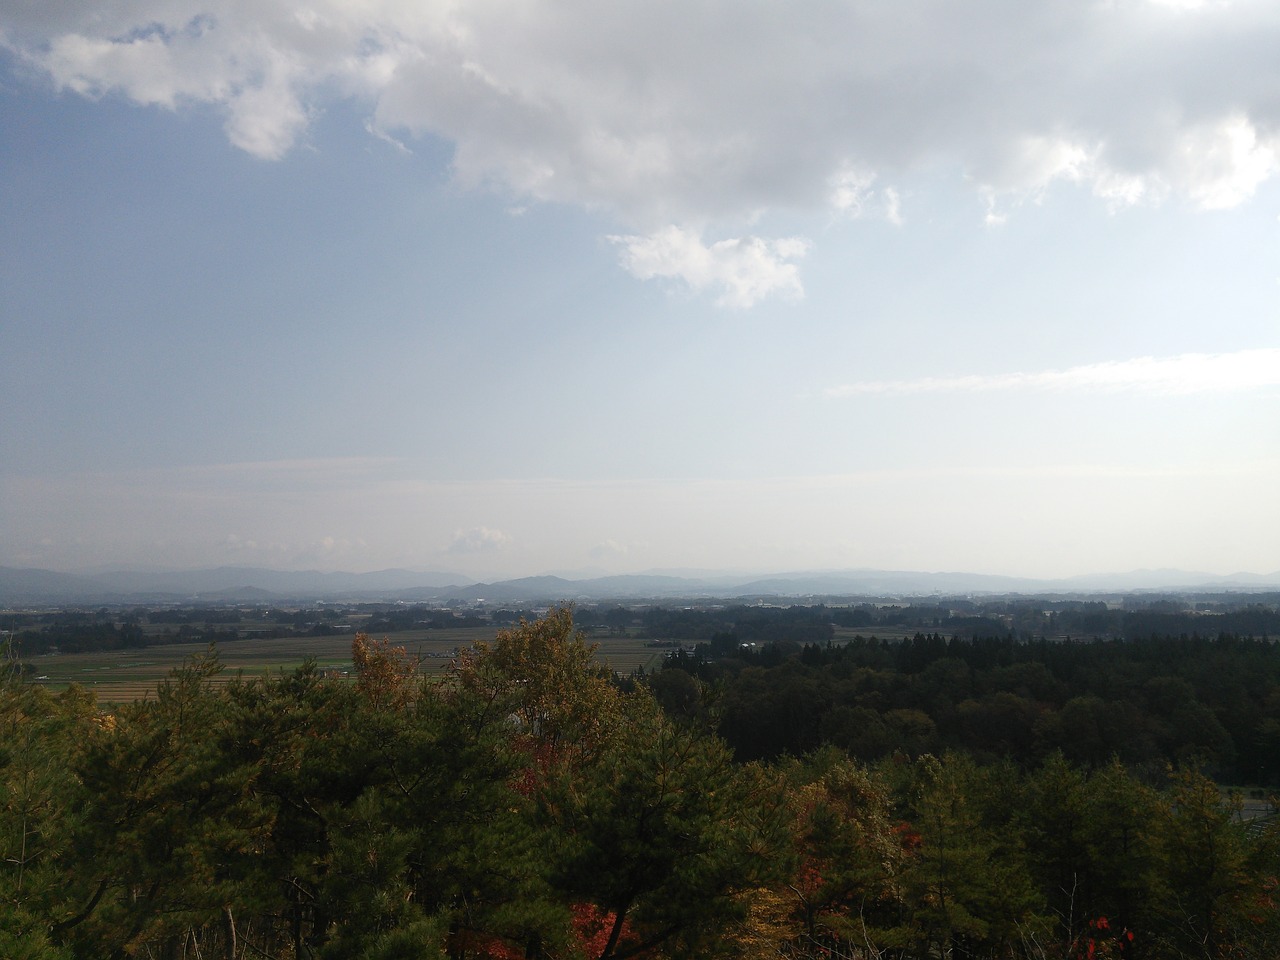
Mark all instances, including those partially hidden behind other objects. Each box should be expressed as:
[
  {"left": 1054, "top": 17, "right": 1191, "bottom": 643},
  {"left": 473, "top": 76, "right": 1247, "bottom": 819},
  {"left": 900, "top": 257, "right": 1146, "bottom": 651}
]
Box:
[{"left": 2, "top": 0, "right": 1278, "bottom": 580}]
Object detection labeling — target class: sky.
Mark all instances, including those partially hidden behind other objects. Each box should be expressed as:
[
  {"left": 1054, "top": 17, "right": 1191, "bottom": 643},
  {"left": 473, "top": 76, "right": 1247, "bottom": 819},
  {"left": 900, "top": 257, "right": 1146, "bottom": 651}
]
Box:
[{"left": 2, "top": 0, "right": 1278, "bottom": 582}]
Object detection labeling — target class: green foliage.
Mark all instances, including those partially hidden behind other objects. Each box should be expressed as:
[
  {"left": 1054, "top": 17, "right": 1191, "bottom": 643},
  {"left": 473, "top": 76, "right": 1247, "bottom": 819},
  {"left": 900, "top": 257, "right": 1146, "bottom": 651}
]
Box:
[
  {"left": 903, "top": 754, "right": 1045, "bottom": 958},
  {"left": 1151, "top": 766, "right": 1280, "bottom": 959},
  {"left": 60, "top": 650, "right": 274, "bottom": 957},
  {"left": 787, "top": 750, "right": 912, "bottom": 954},
  {"left": 540, "top": 690, "right": 789, "bottom": 959},
  {"left": 4, "top": 608, "right": 1279, "bottom": 960},
  {"left": 0, "top": 682, "right": 95, "bottom": 959},
  {"left": 451, "top": 605, "right": 619, "bottom": 756},
  {"left": 1080, "top": 758, "right": 1161, "bottom": 940},
  {"left": 669, "top": 628, "right": 1280, "bottom": 784}
]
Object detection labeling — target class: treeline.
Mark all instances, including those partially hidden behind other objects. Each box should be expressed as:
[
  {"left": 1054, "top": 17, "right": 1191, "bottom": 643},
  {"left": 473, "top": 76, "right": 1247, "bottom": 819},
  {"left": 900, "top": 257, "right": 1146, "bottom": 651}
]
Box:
[
  {"left": 2, "top": 610, "right": 1278, "bottom": 960},
  {"left": 6, "top": 604, "right": 499, "bottom": 656},
  {"left": 9, "top": 619, "right": 149, "bottom": 655},
  {"left": 634, "top": 599, "right": 1280, "bottom": 644},
  {"left": 639, "top": 605, "right": 836, "bottom": 645},
  {"left": 363, "top": 606, "right": 488, "bottom": 632},
  {"left": 659, "top": 632, "right": 1280, "bottom": 784},
  {"left": 10, "top": 618, "right": 300, "bottom": 655}
]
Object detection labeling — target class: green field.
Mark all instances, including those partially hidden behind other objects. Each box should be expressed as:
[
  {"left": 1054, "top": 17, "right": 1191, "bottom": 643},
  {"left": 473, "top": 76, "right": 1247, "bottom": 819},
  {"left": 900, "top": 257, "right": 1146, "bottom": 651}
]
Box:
[
  {"left": 26, "top": 628, "right": 669, "bottom": 702},
  {"left": 831, "top": 625, "right": 926, "bottom": 643}
]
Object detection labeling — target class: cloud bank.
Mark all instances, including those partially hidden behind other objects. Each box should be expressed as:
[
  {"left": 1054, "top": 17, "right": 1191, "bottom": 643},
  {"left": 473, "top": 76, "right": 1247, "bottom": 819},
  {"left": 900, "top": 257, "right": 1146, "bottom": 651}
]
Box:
[
  {"left": 7, "top": 0, "right": 1280, "bottom": 302},
  {"left": 824, "top": 348, "right": 1280, "bottom": 398}
]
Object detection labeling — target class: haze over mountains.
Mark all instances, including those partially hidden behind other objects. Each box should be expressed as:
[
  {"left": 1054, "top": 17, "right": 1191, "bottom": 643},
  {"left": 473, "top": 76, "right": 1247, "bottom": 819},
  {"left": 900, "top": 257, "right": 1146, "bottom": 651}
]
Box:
[{"left": 3, "top": 565, "right": 1278, "bottom": 605}]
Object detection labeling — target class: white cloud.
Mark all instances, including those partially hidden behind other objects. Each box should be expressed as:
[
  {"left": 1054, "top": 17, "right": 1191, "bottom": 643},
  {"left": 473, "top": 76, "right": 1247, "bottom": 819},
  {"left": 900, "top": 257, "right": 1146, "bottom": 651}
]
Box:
[
  {"left": 447, "top": 526, "right": 511, "bottom": 554},
  {"left": 610, "top": 226, "right": 808, "bottom": 308},
  {"left": 828, "top": 167, "right": 904, "bottom": 225},
  {"left": 825, "top": 348, "right": 1280, "bottom": 398},
  {"left": 8, "top": 0, "right": 1280, "bottom": 295},
  {"left": 981, "top": 190, "right": 1008, "bottom": 228},
  {"left": 882, "top": 188, "right": 902, "bottom": 227},
  {"left": 1174, "top": 115, "right": 1278, "bottom": 210},
  {"left": 222, "top": 70, "right": 310, "bottom": 161}
]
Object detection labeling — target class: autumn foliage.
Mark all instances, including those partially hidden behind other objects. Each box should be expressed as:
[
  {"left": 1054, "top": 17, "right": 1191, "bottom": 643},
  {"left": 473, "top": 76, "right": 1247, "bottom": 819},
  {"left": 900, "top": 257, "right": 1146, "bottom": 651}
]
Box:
[{"left": 1, "top": 609, "right": 1278, "bottom": 960}]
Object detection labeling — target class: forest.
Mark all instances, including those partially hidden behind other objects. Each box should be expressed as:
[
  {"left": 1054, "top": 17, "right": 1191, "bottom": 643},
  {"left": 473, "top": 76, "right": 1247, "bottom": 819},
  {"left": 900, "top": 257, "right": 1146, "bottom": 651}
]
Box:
[
  {"left": 2, "top": 607, "right": 1279, "bottom": 960},
  {"left": 659, "top": 631, "right": 1280, "bottom": 785}
]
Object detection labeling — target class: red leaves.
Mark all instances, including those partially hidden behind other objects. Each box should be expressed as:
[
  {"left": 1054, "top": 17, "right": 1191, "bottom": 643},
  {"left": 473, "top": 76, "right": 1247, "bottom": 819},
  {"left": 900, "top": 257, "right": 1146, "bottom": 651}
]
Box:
[
  {"left": 892, "top": 821, "right": 922, "bottom": 852},
  {"left": 458, "top": 903, "right": 633, "bottom": 959},
  {"left": 1072, "top": 916, "right": 1133, "bottom": 960},
  {"left": 444, "top": 922, "right": 521, "bottom": 960},
  {"left": 572, "top": 902, "right": 634, "bottom": 958},
  {"left": 509, "top": 741, "right": 557, "bottom": 797},
  {"left": 796, "top": 859, "right": 826, "bottom": 896},
  {"left": 509, "top": 765, "right": 538, "bottom": 798}
]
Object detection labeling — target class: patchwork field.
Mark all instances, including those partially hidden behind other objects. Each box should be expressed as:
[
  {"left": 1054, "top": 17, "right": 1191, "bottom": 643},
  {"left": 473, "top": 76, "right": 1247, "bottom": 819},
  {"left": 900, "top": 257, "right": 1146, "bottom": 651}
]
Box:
[{"left": 26, "top": 627, "right": 669, "bottom": 703}]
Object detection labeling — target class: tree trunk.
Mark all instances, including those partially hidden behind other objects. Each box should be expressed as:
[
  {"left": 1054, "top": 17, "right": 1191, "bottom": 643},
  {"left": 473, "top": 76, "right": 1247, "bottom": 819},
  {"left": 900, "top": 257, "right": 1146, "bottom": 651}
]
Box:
[
  {"left": 598, "top": 899, "right": 631, "bottom": 960},
  {"left": 223, "top": 905, "right": 237, "bottom": 960}
]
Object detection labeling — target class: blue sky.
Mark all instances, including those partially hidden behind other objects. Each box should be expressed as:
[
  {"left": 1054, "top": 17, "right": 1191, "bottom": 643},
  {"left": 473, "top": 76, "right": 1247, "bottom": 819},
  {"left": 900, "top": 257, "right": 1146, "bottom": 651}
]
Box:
[{"left": 2, "top": 0, "right": 1278, "bottom": 580}]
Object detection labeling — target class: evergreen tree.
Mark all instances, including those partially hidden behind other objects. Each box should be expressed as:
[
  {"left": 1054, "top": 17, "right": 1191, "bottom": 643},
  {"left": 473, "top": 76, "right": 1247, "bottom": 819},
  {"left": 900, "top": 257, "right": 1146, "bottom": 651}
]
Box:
[
  {"left": 540, "top": 691, "right": 787, "bottom": 959},
  {"left": 1152, "top": 766, "right": 1280, "bottom": 960}
]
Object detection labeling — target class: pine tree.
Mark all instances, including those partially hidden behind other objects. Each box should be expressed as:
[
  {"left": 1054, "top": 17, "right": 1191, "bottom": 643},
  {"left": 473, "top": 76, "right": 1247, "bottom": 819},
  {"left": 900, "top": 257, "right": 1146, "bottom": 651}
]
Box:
[{"left": 540, "top": 691, "right": 788, "bottom": 959}]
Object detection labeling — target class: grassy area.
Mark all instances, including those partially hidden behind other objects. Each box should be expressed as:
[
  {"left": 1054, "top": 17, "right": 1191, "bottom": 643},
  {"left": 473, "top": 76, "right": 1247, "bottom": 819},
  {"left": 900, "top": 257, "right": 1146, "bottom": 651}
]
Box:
[{"left": 26, "top": 628, "right": 668, "bottom": 703}]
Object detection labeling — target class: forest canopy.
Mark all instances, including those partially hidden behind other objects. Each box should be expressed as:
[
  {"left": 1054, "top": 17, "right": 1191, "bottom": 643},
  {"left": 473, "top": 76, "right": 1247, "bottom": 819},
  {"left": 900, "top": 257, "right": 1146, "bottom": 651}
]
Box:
[{"left": 1, "top": 607, "right": 1278, "bottom": 960}]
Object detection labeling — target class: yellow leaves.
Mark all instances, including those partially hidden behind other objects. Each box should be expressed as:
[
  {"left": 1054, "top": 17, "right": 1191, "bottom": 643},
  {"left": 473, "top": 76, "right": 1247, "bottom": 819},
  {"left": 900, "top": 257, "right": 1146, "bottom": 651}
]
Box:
[
  {"left": 351, "top": 634, "right": 420, "bottom": 710},
  {"left": 727, "top": 885, "right": 805, "bottom": 960},
  {"left": 450, "top": 606, "right": 620, "bottom": 756}
]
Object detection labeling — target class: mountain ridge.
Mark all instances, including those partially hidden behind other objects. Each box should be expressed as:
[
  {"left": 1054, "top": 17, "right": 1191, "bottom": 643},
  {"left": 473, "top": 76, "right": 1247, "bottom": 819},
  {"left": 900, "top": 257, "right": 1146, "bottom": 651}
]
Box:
[{"left": 2, "top": 564, "right": 1278, "bottom": 604}]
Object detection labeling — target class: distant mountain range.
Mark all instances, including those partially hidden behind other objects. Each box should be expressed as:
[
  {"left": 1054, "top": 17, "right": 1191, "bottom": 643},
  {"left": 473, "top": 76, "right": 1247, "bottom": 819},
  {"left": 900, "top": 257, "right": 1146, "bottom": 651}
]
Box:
[
  {"left": 2, "top": 564, "right": 1278, "bottom": 604},
  {"left": 0, "top": 566, "right": 469, "bottom": 603}
]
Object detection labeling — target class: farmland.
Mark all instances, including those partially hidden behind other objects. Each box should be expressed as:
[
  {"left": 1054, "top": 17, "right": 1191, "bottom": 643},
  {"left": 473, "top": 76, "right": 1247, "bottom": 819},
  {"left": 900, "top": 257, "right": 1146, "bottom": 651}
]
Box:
[{"left": 24, "top": 626, "right": 668, "bottom": 702}]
